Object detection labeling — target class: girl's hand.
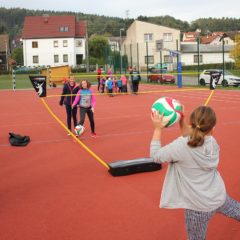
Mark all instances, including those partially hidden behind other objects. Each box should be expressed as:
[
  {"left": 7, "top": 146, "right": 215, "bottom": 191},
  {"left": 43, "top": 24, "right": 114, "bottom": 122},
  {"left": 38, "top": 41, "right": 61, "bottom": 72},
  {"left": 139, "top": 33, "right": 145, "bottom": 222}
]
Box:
[
  {"left": 151, "top": 111, "right": 168, "bottom": 129},
  {"left": 91, "top": 107, "right": 94, "bottom": 113}
]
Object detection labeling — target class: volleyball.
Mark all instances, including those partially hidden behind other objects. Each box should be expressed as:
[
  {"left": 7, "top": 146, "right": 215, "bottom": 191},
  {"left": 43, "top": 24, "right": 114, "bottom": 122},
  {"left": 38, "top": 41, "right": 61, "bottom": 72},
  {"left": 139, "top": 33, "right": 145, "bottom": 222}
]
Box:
[
  {"left": 74, "top": 125, "right": 85, "bottom": 136},
  {"left": 151, "top": 97, "right": 183, "bottom": 127}
]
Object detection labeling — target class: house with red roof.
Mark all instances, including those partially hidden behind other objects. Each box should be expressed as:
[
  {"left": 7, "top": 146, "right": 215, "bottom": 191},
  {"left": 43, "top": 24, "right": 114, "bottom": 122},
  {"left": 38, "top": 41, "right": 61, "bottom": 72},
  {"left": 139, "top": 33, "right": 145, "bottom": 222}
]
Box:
[
  {"left": 21, "top": 15, "right": 86, "bottom": 67},
  {"left": 182, "top": 31, "right": 200, "bottom": 43}
]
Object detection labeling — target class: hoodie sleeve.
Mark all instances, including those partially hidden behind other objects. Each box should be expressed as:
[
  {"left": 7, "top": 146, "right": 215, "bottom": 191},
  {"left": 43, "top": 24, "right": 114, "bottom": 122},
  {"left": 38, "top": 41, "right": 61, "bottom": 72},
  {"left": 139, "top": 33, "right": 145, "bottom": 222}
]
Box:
[
  {"left": 90, "top": 89, "right": 96, "bottom": 108},
  {"left": 72, "top": 89, "right": 81, "bottom": 107},
  {"left": 59, "top": 84, "right": 67, "bottom": 104},
  {"left": 150, "top": 137, "right": 184, "bottom": 164}
]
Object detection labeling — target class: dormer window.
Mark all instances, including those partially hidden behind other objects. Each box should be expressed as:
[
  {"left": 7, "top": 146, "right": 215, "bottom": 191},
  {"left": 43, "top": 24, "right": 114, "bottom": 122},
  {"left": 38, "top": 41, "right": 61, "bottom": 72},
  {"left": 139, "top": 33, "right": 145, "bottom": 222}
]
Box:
[{"left": 59, "top": 26, "right": 69, "bottom": 32}]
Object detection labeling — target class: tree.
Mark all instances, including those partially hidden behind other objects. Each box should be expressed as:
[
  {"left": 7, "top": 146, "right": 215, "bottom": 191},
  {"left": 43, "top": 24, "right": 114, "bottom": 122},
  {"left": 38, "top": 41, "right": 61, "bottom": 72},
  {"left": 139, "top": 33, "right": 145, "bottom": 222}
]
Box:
[
  {"left": 88, "top": 35, "right": 110, "bottom": 65},
  {"left": 11, "top": 47, "right": 23, "bottom": 65},
  {"left": 230, "top": 34, "right": 240, "bottom": 68}
]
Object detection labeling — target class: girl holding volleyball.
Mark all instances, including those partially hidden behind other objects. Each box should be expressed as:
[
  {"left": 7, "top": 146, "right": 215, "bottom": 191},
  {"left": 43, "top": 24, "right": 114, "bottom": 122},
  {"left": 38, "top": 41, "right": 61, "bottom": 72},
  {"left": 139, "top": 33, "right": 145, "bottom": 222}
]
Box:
[
  {"left": 72, "top": 79, "right": 96, "bottom": 138},
  {"left": 150, "top": 106, "right": 240, "bottom": 240}
]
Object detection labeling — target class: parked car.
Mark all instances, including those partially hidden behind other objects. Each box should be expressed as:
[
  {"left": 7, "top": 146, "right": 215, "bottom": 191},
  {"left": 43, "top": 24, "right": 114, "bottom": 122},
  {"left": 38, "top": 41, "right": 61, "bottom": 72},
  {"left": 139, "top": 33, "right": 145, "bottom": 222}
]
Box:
[
  {"left": 148, "top": 63, "right": 168, "bottom": 72},
  {"left": 199, "top": 69, "right": 240, "bottom": 87},
  {"left": 148, "top": 69, "right": 175, "bottom": 84}
]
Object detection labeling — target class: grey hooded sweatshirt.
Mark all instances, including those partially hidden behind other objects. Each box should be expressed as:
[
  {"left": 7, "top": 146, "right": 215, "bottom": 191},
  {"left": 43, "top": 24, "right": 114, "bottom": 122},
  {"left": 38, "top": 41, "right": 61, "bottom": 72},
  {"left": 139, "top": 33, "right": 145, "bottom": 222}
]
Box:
[{"left": 150, "top": 136, "right": 226, "bottom": 212}]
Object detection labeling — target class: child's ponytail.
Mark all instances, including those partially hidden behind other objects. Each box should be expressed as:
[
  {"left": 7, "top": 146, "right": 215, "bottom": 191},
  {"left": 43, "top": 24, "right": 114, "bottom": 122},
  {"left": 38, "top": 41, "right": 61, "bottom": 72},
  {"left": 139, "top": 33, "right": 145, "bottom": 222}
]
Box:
[{"left": 187, "top": 106, "right": 216, "bottom": 147}]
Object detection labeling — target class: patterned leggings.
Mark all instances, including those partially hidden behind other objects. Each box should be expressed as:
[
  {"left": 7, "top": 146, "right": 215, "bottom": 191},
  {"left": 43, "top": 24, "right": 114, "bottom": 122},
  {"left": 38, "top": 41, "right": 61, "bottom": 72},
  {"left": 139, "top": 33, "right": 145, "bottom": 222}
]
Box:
[{"left": 185, "top": 195, "right": 240, "bottom": 240}]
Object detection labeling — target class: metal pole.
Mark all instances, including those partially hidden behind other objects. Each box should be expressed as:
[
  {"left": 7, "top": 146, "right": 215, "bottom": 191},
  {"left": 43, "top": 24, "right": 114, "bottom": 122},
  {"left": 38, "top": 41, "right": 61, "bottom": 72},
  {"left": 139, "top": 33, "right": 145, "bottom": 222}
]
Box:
[
  {"left": 5, "top": 40, "right": 9, "bottom": 72},
  {"left": 197, "top": 37, "right": 200, "bottom": 85},
  {"left": 85, "top": 20, "right": 89, "bottom": 72},
  {"left": 222, "top": 39, "right": 225, "bottom": 80},
  {"left": 130, "top": 43, "right": 133, "bottom": 68},
  {"left": 120, "top": 28, "right": 124, "bottom": 74},
  {"left": 146, "top": 41, "right": 149, "bottom": 81},
  {"left": 160, "top": 50, "right": 162, "bottom": 80},
  {"left": 137, "top": 43, "right": 139, "bottom": 71},
  {"left": 12, "top": 68, "right": 16, "bottom": 91}
]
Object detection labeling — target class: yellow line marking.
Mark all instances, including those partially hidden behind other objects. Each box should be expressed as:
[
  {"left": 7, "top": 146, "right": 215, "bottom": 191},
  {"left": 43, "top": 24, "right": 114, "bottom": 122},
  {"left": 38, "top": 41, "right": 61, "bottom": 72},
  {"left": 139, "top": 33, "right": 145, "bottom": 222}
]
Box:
[
  {"left": 204, "top": 90, "right": 215, "bottom": 106},
  {"left": 46, "top": 87, "right": 209, "bottom": 98},
  {"left": 40, "top": 98, "right": 110, "bottom": 170}
]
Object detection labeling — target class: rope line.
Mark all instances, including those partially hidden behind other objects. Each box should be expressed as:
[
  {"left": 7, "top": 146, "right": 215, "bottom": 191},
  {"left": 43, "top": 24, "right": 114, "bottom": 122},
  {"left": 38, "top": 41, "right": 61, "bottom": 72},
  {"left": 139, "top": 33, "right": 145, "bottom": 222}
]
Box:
[
  {"left": 46, "top": 87, "right": 209, "bottom": 98},
  {"left": 40, "top": 98, "right": 110, "bottom": 170}
]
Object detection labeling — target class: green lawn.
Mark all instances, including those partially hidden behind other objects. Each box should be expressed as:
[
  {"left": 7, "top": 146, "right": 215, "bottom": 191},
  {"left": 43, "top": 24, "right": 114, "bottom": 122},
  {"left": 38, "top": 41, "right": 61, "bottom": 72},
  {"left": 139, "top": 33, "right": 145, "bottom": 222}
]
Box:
[
  {"left": 1, "top": 70, "right": 240, "bottom": 90},
  {"left": 0, "top": 73, "right": 98, "bottom": 90}
]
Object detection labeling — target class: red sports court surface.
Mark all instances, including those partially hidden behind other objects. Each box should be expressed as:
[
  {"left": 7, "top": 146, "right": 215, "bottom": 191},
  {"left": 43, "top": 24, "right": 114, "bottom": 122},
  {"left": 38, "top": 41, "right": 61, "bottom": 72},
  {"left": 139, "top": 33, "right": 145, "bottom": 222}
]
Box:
[{"left": 0, "top": 84, "right": 239, "bottom": 240}]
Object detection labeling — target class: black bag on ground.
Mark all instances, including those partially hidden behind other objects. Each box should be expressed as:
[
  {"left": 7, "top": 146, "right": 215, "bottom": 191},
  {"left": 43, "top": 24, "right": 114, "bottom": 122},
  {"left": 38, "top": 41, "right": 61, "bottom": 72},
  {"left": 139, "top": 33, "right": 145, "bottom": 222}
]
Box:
[
  {"left": 9, "top": 132, "right": 30, "bottom": 146},
  {"left": 108, "top": 157, "right": 161, "bottom": 177}
]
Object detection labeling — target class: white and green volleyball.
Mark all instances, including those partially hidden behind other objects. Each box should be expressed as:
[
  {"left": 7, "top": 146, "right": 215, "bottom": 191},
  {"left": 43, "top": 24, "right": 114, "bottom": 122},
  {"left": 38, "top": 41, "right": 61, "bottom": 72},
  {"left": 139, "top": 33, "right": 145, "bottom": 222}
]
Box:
[
  {"left": 74, "top": 125, "right": 85, "bottom": 136},
  {"left": 151, "top": 97, "right": 183, "bottom": 127}
]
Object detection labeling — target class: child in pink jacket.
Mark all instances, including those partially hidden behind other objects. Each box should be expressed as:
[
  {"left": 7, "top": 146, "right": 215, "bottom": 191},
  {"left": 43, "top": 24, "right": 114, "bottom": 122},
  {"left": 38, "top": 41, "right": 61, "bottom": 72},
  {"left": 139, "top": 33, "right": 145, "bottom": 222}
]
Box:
[{"left": 72, "top": 80, "right": 97, "bottom": 138}]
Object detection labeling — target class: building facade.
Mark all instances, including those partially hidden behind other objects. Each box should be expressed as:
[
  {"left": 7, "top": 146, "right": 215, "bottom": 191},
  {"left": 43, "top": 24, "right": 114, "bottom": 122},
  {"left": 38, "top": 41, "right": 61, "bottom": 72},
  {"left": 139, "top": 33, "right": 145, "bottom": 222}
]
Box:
[
  {"left": 21, "top": 15, "right": 86, "bottom": 67},
  {"left": 122, "top": 20, "right": 181, "bottom": 70},
  {"left": 181, "top": 44, "right": 234, "bottom": 66}
]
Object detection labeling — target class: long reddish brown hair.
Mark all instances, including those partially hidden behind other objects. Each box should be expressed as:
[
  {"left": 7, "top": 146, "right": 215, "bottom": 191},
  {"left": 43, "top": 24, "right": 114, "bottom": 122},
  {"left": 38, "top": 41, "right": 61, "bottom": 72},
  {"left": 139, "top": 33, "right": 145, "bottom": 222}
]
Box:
[{"left": 188, "top": 106, "right": 216, "bottom": 147}]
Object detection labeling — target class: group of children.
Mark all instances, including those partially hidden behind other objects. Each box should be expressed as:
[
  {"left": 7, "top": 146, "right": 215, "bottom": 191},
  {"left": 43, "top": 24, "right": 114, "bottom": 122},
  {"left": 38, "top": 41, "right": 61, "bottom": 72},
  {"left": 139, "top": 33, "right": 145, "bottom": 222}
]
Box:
[{"left": 99, "top": 75, "right": 128, "bottom": 96}]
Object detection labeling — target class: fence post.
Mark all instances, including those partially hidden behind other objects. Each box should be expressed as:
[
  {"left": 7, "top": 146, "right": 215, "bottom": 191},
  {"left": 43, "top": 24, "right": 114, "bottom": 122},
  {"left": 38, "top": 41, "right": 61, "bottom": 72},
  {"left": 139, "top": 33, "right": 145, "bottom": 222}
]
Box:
[{"left": 12, "top": 68, "right": 16, "bottom": 91}]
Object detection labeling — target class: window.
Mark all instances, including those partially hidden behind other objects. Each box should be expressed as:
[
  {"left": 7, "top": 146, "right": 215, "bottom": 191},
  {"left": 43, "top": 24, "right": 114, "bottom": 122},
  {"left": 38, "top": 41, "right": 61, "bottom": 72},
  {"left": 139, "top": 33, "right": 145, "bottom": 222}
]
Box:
[
  {"left": 164, "top": 55, "right": 173, "bottom": 63},
  {"left": 60, "top": 26, "right": 69, "bottom": 32},
  {"left": 144, "top": 33, "right": 153, "bottom": 42},
  {"left": 53, "top": 41, "right": 58, "bottom": 47},
  {"left": 32, "top": 41, "right": 38, "bottom": 48},
  {"left": 163, "top": 33, "right": 173, "bottom": 42},
  {"left": 76, "top": 40, "right": 82, "bottom": 47},
  {"left": 63, "top": 54, "right": 68, "bottom": 63},
  {"left": 54, "top": 55, "right": 59, "bottom": 63},
  {"left": 63, "top": 40, "right": 68, "bottom": 47},
  {"left": 145, "top": 55, "right": 154, "bottom": 64},
  {"left": 33, "top": 55, "right": 39, "bottom": 64},
  {"left": 193, "top": 55, "right": 203, "bottom": 63}
]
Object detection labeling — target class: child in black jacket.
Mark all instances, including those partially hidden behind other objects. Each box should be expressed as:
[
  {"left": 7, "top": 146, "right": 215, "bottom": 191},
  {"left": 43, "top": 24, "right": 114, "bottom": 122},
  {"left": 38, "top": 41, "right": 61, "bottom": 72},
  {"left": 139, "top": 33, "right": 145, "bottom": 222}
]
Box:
[{"left": 59, "top": 77, "right": 80, "bottom": 134}]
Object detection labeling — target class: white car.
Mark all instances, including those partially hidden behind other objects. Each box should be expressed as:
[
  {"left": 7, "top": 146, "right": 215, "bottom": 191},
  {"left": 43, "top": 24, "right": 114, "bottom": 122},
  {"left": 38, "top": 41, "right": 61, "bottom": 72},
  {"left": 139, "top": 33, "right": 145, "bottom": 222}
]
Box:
[{"left": 199, "top": 69, "right": 240, "bottom": 87}]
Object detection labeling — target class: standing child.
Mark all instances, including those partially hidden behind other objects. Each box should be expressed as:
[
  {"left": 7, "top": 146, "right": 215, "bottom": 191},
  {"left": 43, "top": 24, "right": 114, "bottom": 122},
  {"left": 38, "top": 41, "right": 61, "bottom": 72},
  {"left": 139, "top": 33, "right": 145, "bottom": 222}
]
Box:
[
  {"left": 100, "top": 76, "right": 106, "bottom": 93},
  {"left": 150, "top": 106, "right": 240, "bottom": 240},
  {"left": 72, "top": 80, "right": 97, "bottom": 138},
  {"left": 59, "top": 76, "right": 79, "bottom": 135},
  {"left": 121, "top": 74, "right": 128, "bottom": 93},
  {"left": 107, "top": 77, "right": 114, "bottom": 97},
  {"left": 117, "top": 77, "right": 123, "bottom": 93},
  {"left": 105, "top": 77, "right": 109, "bottom": 94},
  {"left": 112, "top": 77, "right": 118, "bottom": 94}
]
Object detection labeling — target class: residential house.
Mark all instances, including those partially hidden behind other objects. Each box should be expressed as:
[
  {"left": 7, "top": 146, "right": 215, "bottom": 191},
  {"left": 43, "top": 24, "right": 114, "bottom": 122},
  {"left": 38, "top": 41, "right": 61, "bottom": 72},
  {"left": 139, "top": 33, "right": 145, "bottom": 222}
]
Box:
[
  {"left": 108, "top": 36, "right": 121, "bottom": 52},
  {"left": 181, "top": 44, "right": 234, "bottom": 66},
  {"left": 201, "top": 32, "right": 234, "bottom": 46},
  {"left": 182, "top": 31, "right": 201, "bottom": 43},
  {"left": 122, "top": 20, "right": 181, "bottom": 70},
  {"left": 181, "top": 31, "right": 239, "bottom": 66},
  {"left": 21, "top": 15, "right": 86, "bottom": 67},
  {"left": 0, "top": 34, "right": 10, "bottom": 71}
]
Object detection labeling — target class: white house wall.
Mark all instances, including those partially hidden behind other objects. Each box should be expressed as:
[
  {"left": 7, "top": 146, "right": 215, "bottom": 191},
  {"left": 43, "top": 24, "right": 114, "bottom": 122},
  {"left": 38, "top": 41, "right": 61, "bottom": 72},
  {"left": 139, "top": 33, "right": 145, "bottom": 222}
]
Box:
[
  {"left": 181, "top": 52, "right": 234, "bottom": 66},
  {"left": 23, "top": 38, "right": 86, "bottom": 67}
]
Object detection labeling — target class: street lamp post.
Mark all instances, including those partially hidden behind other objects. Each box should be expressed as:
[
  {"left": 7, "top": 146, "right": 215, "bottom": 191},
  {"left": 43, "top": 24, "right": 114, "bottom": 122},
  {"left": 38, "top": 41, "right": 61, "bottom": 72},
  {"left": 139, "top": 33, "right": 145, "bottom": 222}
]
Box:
[{"left": 120, "top": 28, "right": 124, "bottom": 74}]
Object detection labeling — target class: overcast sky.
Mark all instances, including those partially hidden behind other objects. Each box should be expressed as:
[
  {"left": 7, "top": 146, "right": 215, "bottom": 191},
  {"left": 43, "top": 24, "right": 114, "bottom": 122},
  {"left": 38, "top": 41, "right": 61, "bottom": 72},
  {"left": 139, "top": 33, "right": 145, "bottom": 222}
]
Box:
[{"left": 1, "top": 0, "right": 240, "bottom": 22}]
